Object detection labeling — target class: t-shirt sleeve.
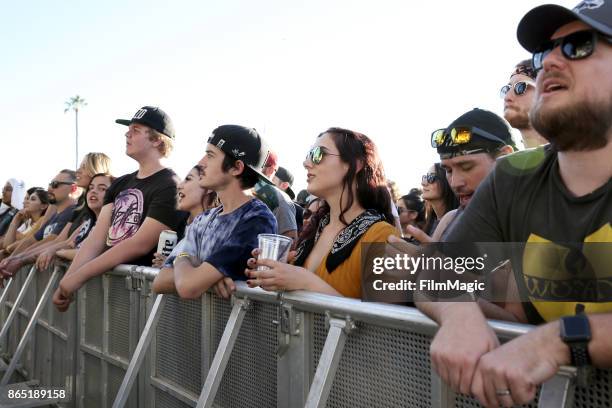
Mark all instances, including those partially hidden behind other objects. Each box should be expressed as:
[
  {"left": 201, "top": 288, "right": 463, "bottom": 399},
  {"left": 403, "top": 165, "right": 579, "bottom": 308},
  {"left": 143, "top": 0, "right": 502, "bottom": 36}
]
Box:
[
  {"left": 273, "top": 196, "right": 296, "bottom": 234},
  {"left": 145, "top": 184, "right": 180, "bottom": 230},
  {"left": 103, "top": 176, "right": 122, "bottom": 206},
  {"left": 163, "top": 217, "right": 201, "bottom": 268},
  {"left": 204, "top": 210, "right": 277, "bottom": 280},
  {"left": 51, "top": 208, "right": 75, "bottom": 235}
]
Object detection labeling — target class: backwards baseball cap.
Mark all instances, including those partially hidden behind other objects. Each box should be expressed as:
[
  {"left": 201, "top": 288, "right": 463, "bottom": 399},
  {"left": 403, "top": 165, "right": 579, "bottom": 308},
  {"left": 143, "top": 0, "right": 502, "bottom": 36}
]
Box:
[
  {"left": 207, "top": 125, "right": 273, "bottom": 185},
  {"left": 434, "top": 108, "right": 516, "bottom": 159},
  {"left": 116, "top": 106, "right": 176, "bottom": 139},
  {"left": 517, "top": 0, "right": 612, "bottom": 52},
  {"left": 275, "top": 166, "right": 295, "bottom": 199}
]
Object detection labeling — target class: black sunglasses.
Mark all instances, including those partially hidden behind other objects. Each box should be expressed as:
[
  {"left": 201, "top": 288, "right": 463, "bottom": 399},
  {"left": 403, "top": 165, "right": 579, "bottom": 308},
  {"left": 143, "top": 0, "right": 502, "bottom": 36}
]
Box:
[
  {"left": 499, "top": 81, "right": 534, "bottom": 98},
  {"left": 48, "top": 180, "right": 74, "bottom": 189},
  {"left": 533, "top": 29, "right": 612, "bottom": 71},
  {"left": 305, "top": 146, "right": 341, "bottom": 165},
  {"left": 422, "top": 173, "right": 438, "bottom": 184}
]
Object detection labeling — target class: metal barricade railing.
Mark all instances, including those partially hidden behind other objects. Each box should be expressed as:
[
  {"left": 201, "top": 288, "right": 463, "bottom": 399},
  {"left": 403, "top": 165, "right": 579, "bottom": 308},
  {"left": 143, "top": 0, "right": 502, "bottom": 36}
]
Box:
[
  {"left": 0, "top": 262, "right": 77, "bottom": 407},
  {"left": 1, "top": 263, "right": 611, "bottom": 408}
]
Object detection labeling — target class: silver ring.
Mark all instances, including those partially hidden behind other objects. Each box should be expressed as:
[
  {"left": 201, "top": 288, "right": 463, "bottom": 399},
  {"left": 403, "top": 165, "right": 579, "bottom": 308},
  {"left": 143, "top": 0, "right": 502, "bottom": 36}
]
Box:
[{"left": 495, "top": 389, "right": 511, "bottom": 396}]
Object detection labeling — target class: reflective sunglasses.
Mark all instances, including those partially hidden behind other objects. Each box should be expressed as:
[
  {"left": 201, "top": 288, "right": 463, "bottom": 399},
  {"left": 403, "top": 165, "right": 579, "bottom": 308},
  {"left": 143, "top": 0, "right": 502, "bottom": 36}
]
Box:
[
  {"left": 431, "top": 126, "right": 507, "bottom": 148},
  {"left": 533, "top": 29, "right": 612, "bottom": 71},
  {"left": 421, "top": 173, "right": 438, "bottom": 184},
  {"left": 48, "top": 180, "right": 74, "bottom": 189},
  {"left": 499, "top": 81, "right": 534, "bottom": 98},
  {"left": 305, "top": 146, "right": 341, "bottom": 165}
]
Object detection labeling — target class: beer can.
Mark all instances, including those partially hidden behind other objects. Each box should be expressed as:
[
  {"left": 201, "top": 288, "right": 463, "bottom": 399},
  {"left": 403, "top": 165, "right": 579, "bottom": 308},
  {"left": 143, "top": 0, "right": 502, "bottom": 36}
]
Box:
[{"left": 157, "top": 230, "right": 178, "bottom": 257}]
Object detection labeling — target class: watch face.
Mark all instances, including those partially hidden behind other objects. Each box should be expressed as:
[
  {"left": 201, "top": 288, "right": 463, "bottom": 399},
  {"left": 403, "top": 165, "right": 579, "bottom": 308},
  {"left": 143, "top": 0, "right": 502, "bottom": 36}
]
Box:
[{"left": 562, "top": 316, "right": 591, "bottom": 342}]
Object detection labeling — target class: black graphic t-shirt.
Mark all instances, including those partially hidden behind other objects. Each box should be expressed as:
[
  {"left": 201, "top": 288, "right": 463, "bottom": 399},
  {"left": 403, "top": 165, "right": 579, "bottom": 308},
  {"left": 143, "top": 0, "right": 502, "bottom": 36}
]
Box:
[
  {"left": 103, "top": 168, "right": 183, "bottom": 266},
  {"left": 68, "top": 206, "right": 96, "bottom": 248},
  {"left": 444, "top": 145, "right": 612, "bottom": 323},
  {"left": 34, "top": 205, "right": 76, "bottom": 241}
]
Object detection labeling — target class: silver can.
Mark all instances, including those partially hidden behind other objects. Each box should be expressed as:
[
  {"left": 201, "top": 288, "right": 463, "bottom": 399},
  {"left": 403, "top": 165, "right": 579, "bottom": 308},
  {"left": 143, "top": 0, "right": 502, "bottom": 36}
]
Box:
[{"left": 157, "top": 230, "right": 178, "bottom": 257}]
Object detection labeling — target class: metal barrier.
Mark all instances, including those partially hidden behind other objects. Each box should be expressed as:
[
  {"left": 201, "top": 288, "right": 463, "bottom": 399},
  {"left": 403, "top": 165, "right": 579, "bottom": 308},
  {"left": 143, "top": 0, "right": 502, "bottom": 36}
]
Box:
[{"left": 1, "top": 263, "right": 611, "bottom": 408}]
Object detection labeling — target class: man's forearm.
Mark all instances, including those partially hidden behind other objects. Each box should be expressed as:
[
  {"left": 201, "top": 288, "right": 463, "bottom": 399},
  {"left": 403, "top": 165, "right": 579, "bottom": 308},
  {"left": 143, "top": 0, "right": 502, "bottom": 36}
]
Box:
[
  {"left": 152, "top": 267, "right": 177, "bottom": 294},
  {"left": 416, "top": 300, "right": 483, "bottom": 325}
]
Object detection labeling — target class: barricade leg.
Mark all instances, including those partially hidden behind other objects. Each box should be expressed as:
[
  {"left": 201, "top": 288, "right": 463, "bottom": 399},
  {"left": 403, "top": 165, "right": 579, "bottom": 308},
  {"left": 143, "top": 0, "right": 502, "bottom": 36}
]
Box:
[
  {"left": 195, "top": 297, "right": 250, "bottom": 408},
  {"left": 0, "top": 267, "right": 37, "bottom": 354},
  {"left": 0, "top": 278, "right": 14, "bottom": 333},
  {"left": 112, "top": 294, "right": 166, "bottom": 408},
  {"left": 538, "top": 367, "right": 576, "bottom": 408},
  {"left": 0, "top": 267, "right": 60, "bottom": 385},
  {"left": 430, "top": 371, "right": 455, "bottom": 408},
  {"left": 304, "top": 316, "right": 356, "bottom": 408}
]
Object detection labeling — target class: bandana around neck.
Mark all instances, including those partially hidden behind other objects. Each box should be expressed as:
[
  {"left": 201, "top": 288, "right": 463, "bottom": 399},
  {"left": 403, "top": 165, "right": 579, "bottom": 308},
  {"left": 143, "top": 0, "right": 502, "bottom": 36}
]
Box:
[{"left": 293, "top": 209, "right": 385, "bottom": 273}]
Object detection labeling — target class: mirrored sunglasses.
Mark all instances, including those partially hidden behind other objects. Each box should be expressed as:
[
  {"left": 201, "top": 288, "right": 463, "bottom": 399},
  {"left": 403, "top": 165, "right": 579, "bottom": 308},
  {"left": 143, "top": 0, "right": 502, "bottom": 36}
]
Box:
[
  {"left": 499, "top": 81, "right": 534, "bottom": 98},
  {"left": 305, "top": 146, "right": 341, "bottom": 165}
]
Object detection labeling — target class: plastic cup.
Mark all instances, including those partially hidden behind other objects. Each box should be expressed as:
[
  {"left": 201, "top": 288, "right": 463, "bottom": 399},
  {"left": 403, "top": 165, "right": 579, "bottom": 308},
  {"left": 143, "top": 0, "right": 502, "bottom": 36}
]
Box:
[{"left": 257, "top": 234, "right": 293, "bottom": 270}]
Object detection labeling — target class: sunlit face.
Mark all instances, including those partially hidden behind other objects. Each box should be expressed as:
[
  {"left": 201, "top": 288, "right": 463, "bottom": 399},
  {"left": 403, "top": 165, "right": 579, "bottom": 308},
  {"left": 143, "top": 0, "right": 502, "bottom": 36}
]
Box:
[
  {"left": 178, "top": 167, "right": 206, "bottom": 212},
  {"left": 2, "top": 182, "right": 12, "bottom": 205},
  {"left": 125, "top": 124, "right": 154, "bottom": 158},
  {"left": 396, "top": 199, "right": 417, "bottom": 228},
  {"left": 421, "top": 166, "right": 442, "bottom": 201},
  {"left": 303, "top": 133, "right": 349, "bottom": 199},
  {"left": 303, "top": 199, "right": 322, "bottom": 229},
  {"left": 86, "top": 175, "right": 111, "bottom": 212},
  {"left": 76, "top": 159, "right": 93, "bottom": 188},
  {"left": 531, "top": 21, "right": 612, "bottom": 151},
  {"left": 47, "top": 172, "right": 75, "bottom": 204},
  {"left": 503, "top": 73, "right": 535, "bottom": 130},
  {"left": 26, "top": 192, "right": 48, "bottom": 216},
  {"left": 198, "top": 144, "right": 234, "bottom": 191},
  {"left": 22, "top": 192, "right": 30, "bottom": 209},
  {"left": 441, "top": 153, "right": 495, "bottom": 208}
]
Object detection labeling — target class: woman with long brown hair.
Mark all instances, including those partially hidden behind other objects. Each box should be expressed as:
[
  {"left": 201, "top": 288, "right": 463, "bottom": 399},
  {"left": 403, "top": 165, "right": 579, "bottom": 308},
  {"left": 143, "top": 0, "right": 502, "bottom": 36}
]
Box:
[{"left": 246, "top": 127, "right": 399, "bottom": 298}]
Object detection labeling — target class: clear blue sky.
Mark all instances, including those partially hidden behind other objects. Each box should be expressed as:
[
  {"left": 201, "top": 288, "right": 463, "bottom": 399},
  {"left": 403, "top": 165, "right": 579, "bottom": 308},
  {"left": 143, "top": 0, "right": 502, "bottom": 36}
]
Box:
[{"left": 1, "top": 0, "right": 575, "bottom": 195}]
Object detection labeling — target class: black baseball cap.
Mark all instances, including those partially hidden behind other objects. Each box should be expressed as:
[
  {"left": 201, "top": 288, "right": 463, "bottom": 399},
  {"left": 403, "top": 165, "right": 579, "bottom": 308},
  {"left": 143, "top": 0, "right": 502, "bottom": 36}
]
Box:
[
  {"left": 275, "top": 166, "right": 295, "bottom": 199},
  {"left": 207, "top": 125, "right": 273, "bottom": 185},
  {"left": 115, "top": 106, "right": 176, "bottom": 139},
  {"left": 517, "top": 1, "right": 612, "bottom": 52},
  {"left": 436, "top": 108, "right": 516, "bottom": 159}
]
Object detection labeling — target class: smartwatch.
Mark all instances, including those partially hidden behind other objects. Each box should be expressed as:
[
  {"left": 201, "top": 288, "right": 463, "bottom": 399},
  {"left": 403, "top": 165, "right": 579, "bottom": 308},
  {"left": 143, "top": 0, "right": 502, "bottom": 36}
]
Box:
[{"left": 560, "top": 313, "right": 591, "bottom": 366}]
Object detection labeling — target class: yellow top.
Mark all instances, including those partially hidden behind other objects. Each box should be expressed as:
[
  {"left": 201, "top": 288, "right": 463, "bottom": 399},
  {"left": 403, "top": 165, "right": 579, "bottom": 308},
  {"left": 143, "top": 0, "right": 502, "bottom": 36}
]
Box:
[{"left": 314, "top": 221, "right": 399, "bottom": 298}]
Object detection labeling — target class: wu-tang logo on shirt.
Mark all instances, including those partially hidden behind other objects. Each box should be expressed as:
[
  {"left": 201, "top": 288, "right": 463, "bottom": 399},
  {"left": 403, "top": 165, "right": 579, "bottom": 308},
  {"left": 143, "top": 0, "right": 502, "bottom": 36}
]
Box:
[{"left": 522, "top": 223, "right": 612, "bottom": 321}]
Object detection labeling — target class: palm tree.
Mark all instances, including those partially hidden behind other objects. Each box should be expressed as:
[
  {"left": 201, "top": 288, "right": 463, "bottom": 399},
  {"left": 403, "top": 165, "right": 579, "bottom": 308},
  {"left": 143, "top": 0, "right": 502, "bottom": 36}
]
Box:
[{"left": 64, "top": 95, "right": 87, "bottom": 169}]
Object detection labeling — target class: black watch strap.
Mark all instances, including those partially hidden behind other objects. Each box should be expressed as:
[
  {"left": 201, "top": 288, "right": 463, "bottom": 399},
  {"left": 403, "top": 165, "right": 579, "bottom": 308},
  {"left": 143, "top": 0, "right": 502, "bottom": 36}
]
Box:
[{"left": 569, "top": 341, "right": 591, "bottom": 366}]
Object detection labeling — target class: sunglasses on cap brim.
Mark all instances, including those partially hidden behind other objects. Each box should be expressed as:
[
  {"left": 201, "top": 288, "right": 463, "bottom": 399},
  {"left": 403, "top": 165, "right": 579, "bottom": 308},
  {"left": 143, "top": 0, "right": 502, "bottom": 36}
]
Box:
[
  {"left": 499, "top": 81, "right": 534, "bottom": 98},
  {"left": 431, "top": 126, "right": 508, "bottom": 148},
  {"left": 533, "top": 29, "right": 612, "bottom": 71}
]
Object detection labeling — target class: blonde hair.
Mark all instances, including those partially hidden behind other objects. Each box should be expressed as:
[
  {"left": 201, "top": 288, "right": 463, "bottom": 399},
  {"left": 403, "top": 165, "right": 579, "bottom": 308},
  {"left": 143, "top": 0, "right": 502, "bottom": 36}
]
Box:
[
  {"left": 148, "top": 130, "right": 174, "bottom": 158},
  {"left": 82, "top": 152, "right": 112, "bottom": 176}
]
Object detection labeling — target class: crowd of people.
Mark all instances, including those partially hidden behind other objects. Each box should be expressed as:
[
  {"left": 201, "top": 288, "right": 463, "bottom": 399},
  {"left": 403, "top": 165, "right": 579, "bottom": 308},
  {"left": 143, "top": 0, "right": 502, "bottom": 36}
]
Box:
[{"left": 0, "top": 1, "right": 610, "bottom": 406}]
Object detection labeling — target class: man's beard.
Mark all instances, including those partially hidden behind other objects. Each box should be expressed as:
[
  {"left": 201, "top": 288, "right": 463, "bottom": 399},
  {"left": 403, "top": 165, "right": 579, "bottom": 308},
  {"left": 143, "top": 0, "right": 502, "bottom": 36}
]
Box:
[
  {"left": 48, "top": 195, "right": 57, "bottom": 205},
  {"left": 530, "top": 94, "right": 612, "bottom": 151},
  {"left": 506, "top": 110, "right": 530, "bottom": 130}
]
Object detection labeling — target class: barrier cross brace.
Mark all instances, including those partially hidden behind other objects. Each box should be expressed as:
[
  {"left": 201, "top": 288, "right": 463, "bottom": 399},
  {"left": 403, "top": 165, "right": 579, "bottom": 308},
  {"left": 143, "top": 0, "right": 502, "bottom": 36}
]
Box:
[
  {"left": 0, "top": 267, "right": 37, "bottom": 351},
  {"left": 111, "top": 294, "right": 167, "bottom": 408},
  {"left": 196, "top": 297, "right": 251, "bottom": 408},
  {"left": 304, "top": 316, "right": 356, "bottom": 408},
  {"left": 0, "top": 267, "right": 60, "bottom": 386}
]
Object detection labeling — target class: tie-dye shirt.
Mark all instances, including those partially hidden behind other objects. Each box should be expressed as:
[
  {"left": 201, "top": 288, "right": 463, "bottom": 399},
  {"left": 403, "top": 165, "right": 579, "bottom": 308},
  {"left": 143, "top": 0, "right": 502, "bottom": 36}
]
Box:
[{"left": 164, "top": 199, "right": 277, "bottom": 280}]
